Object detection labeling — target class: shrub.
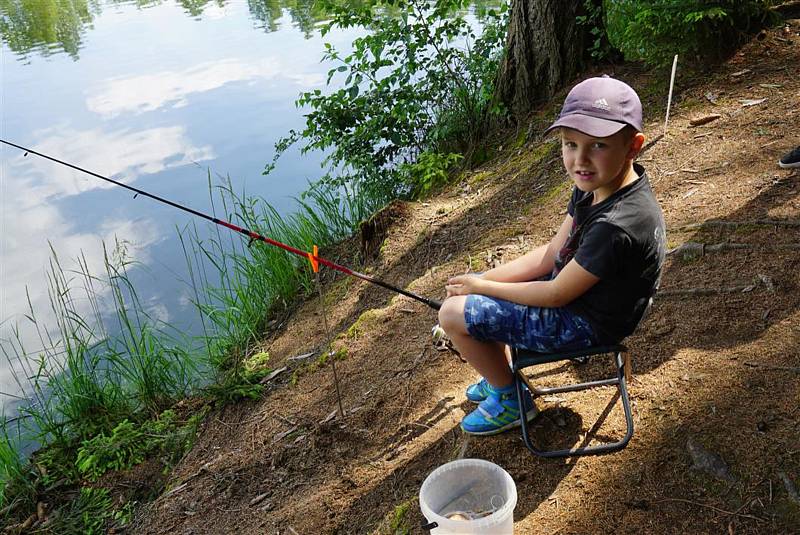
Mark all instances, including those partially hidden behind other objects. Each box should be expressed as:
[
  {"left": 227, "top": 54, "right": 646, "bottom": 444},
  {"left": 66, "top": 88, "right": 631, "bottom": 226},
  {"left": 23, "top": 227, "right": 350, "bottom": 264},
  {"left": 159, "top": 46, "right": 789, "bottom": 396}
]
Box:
[
  {"left": 264, "top": 0, "right": 509, "bottom": 200},
  {"left": 604, "top": 0, "right": 779, "bottom": 66}
]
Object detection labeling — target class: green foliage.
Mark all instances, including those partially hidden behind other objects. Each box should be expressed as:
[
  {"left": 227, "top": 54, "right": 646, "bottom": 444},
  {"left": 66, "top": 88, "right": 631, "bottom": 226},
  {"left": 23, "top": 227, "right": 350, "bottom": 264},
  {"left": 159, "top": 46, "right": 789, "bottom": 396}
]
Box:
[
  {"left": 374, "top": 498, "right": 414, "bottom": 534},
  {"left": 0, "top": 420, "right": 37, "bottom": 513},
  {"left": 76, "top": 409, "right": 204, "bottom": 482},
  {"left": 604, "top": 0, "right": 779, "bottom": 66},
  {"left": 576, "top": 0, "right": 618, "bottom": 62},
  {"left": 180, "top": 173, "right": 378, "bottom": 375},
  {"left": 400, "top": 151, "right": 463, "bottom": 196},
  {"left": 204, "top": 369, "right": 265, "bottom": 406},
  {"left": 265, "top": 0, "right": 509, "bottom": 201},
  {"left": 1, "top": 240, "right": 199, "bottom": 459},
  {"left": 49, "top": 487, "right": 114, "bottom": 534}
]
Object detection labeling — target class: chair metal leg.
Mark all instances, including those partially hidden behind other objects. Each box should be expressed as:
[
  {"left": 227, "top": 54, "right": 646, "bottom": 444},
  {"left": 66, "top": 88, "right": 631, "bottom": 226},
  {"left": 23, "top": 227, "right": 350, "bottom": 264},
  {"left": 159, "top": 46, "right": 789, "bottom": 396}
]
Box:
[{"left": 514, "top": 348, "right": 634, "bottom": 458}]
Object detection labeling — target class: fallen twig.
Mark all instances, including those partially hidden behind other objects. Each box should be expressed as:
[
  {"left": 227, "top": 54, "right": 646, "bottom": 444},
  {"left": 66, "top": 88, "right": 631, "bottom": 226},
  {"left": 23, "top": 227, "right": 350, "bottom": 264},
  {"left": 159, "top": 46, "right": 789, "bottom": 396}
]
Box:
[
  {"left": 654, "top": 498, "right": 765, "bottom": 522},
  {"left": 689, "top": 114, "right": 722, "bottom": 126},
  {"left": 641, "top": 133, "right": 664, "bottom": 154},
  {"left": 287, "top": 351, "right": 315, "bottom": 362},
  {"left": 259, "top": 366, "right": 288, "bottom": 384},
  {"left": 744, "top": 362, "right": 800, "bottom": 373}
]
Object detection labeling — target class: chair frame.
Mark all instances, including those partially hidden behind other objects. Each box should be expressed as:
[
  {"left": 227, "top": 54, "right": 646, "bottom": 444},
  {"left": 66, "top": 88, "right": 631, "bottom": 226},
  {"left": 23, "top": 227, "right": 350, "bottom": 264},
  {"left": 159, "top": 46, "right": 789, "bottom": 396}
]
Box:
[{"left": 511, "top": 344, "right": 634, "bottom": 458}]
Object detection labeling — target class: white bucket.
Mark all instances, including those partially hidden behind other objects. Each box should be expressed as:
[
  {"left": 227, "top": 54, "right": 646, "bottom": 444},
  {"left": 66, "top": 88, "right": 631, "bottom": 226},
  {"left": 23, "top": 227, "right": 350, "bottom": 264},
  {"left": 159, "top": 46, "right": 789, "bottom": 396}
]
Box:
[{"left": 419, "top": 458, "right": 517, "bottom": 534}]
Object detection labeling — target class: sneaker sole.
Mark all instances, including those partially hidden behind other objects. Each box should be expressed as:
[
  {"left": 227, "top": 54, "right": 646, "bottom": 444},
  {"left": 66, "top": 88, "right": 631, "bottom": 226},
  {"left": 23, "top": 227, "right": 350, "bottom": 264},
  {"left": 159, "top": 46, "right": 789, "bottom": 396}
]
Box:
[
  {"left": 779, "top": 161, "right": 800, "bottom": 169},
  {"left": 460, "top": 407, "right": 539, "bottom": 436}
]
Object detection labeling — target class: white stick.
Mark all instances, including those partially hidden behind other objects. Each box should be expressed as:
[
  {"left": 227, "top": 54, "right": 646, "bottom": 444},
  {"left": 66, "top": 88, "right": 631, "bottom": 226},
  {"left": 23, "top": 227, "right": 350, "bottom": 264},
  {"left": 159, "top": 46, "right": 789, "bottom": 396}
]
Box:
[{"left": 664, "top": 54, "right": 679, "bottom": 137}]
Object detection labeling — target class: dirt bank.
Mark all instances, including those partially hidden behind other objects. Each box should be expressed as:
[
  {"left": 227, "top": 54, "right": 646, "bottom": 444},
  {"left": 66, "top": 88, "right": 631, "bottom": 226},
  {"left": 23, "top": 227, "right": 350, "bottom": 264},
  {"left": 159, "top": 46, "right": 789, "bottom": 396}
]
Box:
[{"left": 132, "top": 20, "right": 800, "bottom": 535}]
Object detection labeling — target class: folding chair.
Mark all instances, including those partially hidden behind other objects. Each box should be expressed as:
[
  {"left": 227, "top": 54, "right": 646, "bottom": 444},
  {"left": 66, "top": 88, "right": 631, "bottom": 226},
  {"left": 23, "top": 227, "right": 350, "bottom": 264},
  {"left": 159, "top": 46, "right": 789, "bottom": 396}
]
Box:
[{"left": 511, "top": 344, "right": 633, "bottom": 457}]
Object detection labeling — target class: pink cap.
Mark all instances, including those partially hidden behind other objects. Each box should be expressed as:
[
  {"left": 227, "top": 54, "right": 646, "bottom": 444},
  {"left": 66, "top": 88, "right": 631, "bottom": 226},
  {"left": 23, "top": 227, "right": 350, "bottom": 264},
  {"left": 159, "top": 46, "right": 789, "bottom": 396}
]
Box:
[{"left": 545, "top": 76, "right": 643, "bottom": 137}]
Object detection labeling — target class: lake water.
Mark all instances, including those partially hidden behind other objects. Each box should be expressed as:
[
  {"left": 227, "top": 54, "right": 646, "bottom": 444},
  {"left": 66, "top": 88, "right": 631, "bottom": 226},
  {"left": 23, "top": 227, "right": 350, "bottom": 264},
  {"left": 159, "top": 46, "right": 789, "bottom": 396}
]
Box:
[
  {"left": 0, "top": 0, "right": 373, "bottom": 410},
  {"left": 0, "top": 0, "right": 492, "bottom": 413}
]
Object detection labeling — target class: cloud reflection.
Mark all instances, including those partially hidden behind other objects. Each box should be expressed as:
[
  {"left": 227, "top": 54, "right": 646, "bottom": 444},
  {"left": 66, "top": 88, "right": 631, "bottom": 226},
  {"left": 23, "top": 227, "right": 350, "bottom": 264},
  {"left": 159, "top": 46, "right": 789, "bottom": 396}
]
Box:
[
  {"left": 8, "top": 125, "right": 214, "bottom": 202},
  {"left": 0, "top": 203, "right": 160, "bottom": 399},
  {"left": 86, "top": 58, "right": 286, "bottom": 118},
  {"left": 1, "top": 123, "right": 207, "bottom": 403}
]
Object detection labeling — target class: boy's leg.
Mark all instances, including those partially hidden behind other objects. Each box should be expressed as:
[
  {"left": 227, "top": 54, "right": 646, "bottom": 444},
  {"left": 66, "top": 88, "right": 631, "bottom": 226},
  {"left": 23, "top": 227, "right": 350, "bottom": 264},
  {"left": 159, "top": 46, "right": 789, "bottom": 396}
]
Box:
[
  {"left": 438, "top": 296, "right": 512, "bottom": 388},
  {"left": 439, "top": 295, "right": 536, "bottom": 435}
]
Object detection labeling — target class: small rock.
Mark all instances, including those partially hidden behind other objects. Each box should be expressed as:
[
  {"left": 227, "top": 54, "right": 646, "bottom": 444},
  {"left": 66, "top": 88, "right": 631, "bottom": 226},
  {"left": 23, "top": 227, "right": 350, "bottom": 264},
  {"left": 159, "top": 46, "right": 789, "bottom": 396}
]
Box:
[
  {"left": 757, "top": 274, "right": 774, "bottom": 292},
  {"left": 250, "top": 491, "right": 271, "bottom": 506},
  {"left": 686, "top": 438, "right": 735, "bottom": 483}
]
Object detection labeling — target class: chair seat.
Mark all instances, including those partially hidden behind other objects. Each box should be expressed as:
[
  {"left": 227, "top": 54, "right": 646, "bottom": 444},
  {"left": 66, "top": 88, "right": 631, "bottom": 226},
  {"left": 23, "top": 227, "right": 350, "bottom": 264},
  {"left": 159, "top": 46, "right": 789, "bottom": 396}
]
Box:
[{"left": 512, "top": 344, "right": 627, "bottom": 370}]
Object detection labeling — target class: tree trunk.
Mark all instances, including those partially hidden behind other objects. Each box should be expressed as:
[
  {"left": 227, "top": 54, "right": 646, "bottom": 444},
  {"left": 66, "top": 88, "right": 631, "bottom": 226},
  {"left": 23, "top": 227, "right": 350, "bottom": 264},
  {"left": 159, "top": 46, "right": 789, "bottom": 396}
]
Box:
[{"left": 494, "top": 0, "right": 588, "bottom": 118}]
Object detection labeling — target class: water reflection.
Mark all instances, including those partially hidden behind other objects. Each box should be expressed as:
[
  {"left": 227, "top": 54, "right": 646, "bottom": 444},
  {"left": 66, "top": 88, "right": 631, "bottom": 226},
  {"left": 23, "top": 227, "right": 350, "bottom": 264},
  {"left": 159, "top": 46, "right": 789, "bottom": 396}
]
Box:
[
  {"left": 0, "top": 0, "right": 99, "bottom": 60},
  {"left": 7, "top": 126, "right": 214, "bottom": 198},
  {"left": 0, "top": 0, "right": 329, "bottom": 61},
  {"left": 88, "top": 58, "right": 284, "bottom": 117}
]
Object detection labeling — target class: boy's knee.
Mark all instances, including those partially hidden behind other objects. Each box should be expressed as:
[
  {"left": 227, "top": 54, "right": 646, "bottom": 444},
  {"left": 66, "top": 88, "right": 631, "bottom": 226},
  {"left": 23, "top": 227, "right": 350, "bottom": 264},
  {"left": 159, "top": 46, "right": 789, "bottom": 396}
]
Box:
[{"left": 438, "top": 297, "right": 466, "bottom": 333}]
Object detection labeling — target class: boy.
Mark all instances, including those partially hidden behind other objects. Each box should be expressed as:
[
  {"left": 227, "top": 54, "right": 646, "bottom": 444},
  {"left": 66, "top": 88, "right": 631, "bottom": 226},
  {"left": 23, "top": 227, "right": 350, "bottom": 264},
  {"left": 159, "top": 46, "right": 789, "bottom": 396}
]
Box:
[{"left": 438, "top": 76, "right": 666, "bottom": 435}]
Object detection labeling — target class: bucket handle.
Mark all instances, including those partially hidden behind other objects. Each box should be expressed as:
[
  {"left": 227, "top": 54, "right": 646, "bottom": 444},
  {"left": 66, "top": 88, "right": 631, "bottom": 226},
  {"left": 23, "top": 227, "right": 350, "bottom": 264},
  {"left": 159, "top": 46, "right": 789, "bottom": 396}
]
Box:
[{"left": 421, "top": 521, "right": 438, "bottom": 531}]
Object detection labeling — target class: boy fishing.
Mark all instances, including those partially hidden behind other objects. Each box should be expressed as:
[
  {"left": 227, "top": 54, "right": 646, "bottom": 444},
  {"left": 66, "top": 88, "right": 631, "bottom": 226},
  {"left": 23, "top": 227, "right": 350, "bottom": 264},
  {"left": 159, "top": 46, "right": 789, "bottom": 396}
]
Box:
[{"left": 438, "top": 76, "right": 666, "bottom": 435}]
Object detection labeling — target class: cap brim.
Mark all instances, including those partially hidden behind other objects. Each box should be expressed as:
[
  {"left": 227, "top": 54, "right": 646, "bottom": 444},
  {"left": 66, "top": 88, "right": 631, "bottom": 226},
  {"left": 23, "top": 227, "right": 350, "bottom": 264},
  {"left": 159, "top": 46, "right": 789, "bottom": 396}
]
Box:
[{"left": 544, "top": 114, "right": 628, "bottom": 138}]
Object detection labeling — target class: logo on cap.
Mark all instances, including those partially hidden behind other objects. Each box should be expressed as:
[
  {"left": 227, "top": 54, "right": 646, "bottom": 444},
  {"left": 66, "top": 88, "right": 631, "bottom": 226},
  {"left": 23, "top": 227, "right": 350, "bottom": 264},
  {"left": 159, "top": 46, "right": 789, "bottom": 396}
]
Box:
[{"left": 592, "top": 98, "right": 610, "bottom": 111}]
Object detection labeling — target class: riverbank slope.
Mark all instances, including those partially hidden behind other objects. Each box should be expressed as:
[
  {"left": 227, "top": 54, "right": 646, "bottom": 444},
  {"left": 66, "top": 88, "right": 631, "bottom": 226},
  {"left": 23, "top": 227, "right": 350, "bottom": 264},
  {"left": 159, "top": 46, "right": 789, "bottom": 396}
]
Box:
[{"left": 132, "top": 20, "right": 800, "bottom": 534}]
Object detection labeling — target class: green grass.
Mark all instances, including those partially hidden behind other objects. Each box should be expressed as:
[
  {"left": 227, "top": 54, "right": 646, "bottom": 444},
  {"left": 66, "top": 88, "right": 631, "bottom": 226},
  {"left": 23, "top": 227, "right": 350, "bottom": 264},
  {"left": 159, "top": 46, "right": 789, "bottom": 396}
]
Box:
[
  {"left": 0, "top": 171, "right": 385, "bottom": 530},
  {"left": 374, "top": 498, "right": 414, "bottom": 535},
  {"left": 179, "top": 174, "right": 380, "bottom": 371}
]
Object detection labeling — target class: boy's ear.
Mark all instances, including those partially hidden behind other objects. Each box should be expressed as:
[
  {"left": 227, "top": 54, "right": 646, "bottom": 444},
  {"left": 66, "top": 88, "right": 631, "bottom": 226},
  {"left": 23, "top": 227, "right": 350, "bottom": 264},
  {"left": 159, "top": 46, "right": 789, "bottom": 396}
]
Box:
[{"left": 627, "top": 133, "right": 646, "bottom": 159}]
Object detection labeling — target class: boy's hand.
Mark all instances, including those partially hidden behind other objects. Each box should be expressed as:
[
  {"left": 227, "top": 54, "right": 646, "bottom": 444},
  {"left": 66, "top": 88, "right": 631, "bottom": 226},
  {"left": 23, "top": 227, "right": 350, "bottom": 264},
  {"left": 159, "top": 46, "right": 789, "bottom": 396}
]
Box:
[{"left": 445, "top": 274, "right": 484, "bottom": 297}]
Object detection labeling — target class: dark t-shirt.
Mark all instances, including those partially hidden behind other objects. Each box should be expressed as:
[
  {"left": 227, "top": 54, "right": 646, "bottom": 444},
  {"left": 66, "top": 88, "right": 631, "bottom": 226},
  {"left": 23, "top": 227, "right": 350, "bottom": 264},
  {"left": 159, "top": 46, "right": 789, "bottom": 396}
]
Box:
[{"left": 552, "top": 164, "right": 666, "bottom": 343}]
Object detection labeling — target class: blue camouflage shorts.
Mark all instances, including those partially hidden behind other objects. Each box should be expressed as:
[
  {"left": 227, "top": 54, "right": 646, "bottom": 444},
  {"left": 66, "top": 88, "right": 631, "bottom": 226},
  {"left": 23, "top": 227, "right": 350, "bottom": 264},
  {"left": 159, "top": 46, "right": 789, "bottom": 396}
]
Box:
[{"left": 464, "top": 294, "right": 597, "bottom": 352}]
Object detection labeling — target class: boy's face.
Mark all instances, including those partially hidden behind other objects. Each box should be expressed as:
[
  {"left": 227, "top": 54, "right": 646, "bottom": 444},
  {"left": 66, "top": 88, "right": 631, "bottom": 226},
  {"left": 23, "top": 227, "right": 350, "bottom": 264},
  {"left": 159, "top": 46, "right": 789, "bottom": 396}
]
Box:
[{"left": 560, "top": 127, "right": 644, "bottom": 200}]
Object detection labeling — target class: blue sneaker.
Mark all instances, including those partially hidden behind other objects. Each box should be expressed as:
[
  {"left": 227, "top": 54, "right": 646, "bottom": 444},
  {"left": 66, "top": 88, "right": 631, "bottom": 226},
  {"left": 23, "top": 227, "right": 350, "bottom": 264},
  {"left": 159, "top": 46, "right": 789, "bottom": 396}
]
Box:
[
  {"left": 466, "top": 377, "right": 529, "bottom": 403},
  {"left": 461, "top": 387, "right": 538, "bottom": 436},
  {"left": 465, "top": 378, "right": 492, "bottom": 403}
]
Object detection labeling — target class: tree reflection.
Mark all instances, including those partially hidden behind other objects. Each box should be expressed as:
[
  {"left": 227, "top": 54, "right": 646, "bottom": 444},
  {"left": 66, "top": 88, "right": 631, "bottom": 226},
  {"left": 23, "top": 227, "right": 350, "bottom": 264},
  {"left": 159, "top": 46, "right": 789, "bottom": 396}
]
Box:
[
  {"left": 248, "top": 0, "right": 329, "bottom": 38},
  {"left": 0, "top": 0, "right": 100, "bottom": 60},
  {"left": 0, "top": 0, "right": 497, "bottom": 60}
]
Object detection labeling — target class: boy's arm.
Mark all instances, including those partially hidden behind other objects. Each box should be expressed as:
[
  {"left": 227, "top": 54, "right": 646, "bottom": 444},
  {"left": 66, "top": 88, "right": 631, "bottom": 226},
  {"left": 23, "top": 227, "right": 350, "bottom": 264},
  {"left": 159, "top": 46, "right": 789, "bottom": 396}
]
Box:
[
  {"left": 446, "top": 259, "right": 599, "bottom": 307},
  {"left": 480, "top": 214, "right": 574, "bottom": 283}
]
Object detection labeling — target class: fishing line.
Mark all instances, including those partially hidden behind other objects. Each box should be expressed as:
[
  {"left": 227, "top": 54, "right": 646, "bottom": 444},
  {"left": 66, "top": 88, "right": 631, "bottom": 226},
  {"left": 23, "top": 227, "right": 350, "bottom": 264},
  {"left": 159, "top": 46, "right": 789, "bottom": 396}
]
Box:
[{"left": 1, "top": 138, "right": 442, "bottom": 311}]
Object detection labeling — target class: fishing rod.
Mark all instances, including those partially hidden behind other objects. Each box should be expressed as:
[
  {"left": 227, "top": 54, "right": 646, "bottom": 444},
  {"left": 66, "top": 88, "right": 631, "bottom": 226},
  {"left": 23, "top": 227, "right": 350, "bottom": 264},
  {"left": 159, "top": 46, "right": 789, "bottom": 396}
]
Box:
[{"left": 1, "top": 138, "right": 442, "bottom": 311}]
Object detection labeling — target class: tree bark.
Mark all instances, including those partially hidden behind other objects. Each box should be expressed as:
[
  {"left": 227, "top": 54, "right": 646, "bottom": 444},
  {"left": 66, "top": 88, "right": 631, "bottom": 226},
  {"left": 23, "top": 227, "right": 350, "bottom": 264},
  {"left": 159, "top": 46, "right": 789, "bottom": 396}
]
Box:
[{"left": 494, "top": 0, "right": 588, "bottom": 118}]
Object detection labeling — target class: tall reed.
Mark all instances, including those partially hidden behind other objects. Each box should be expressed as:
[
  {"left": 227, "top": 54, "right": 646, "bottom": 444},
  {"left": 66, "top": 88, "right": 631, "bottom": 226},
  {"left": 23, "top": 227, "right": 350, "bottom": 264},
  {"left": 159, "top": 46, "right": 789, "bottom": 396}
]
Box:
[
  {"left": 1, "top": 172, "right": 382, "bottom": 523},
  {"left": 181, "top": 174, "right": 380, "bottom": 371}
]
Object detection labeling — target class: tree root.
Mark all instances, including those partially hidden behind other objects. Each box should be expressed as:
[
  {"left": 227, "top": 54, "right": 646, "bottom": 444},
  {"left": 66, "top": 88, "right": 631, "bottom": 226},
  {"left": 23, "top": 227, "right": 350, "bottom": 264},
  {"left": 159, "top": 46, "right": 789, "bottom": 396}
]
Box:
[
  {"left": 744, "top": 362, "right": 800, "bottom": 374},
  {"left": 678, "top": 219, "right": 800, "bottom": 232},
  {"left": 657, "top": 273, "right": 774, "bottom": 298},
  {"left": 667, "top": 241, "right": 800, "bottom": 259},
  {"left": 657, "top": 286, "right": 753, "bottom": 298}
]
